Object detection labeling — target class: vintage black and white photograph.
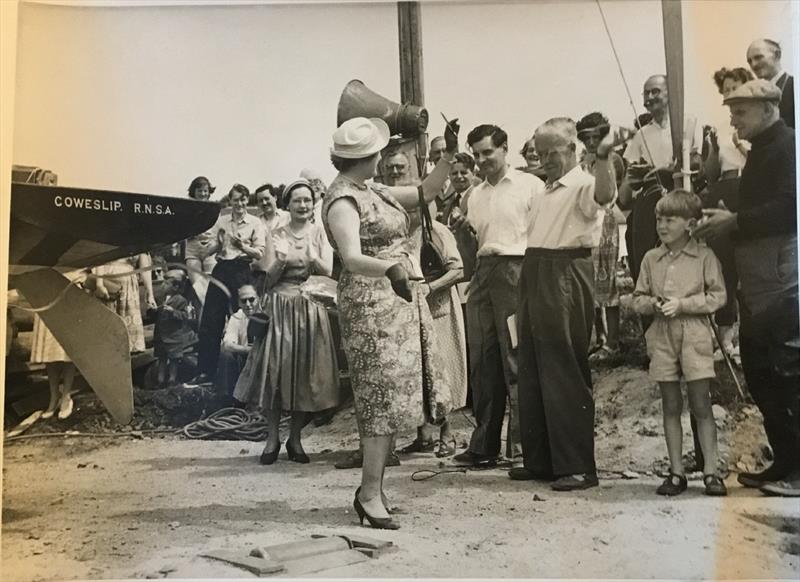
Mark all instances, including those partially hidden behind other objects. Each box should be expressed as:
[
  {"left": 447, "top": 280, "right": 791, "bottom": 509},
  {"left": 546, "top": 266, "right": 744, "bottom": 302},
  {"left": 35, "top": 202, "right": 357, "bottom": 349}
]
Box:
[{"left": 1, "top": 0, "right": 798, "bottom": 579}]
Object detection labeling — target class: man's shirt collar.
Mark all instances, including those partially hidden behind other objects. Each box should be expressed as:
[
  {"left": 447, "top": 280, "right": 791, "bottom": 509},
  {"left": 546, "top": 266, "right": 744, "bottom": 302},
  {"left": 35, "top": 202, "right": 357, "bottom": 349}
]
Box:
[{"left": 546, "top": 164, "right": 585, "bottom": 191}]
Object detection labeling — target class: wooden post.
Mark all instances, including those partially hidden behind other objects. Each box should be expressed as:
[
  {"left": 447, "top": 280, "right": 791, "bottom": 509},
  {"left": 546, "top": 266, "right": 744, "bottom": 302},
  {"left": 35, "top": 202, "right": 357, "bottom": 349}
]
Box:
[
  {"left": 397, "top": 1, "right": 428, "bottom": 176},
  {"left": 661, "top": 0, "right": 684, "bottom": 171},
  {"left": 398, "top": 1, "right": 424, "bottom": 107}
]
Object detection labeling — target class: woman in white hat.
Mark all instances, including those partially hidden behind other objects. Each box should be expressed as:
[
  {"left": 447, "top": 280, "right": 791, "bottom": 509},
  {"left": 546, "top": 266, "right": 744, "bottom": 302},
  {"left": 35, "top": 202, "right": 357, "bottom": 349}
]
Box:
[{"left": 323, "top": 116, "right": 458, "bottom": 529}]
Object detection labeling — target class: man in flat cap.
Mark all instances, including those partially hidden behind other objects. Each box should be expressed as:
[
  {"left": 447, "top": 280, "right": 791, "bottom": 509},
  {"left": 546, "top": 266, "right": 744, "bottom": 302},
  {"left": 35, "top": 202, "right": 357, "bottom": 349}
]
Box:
[
  {"left": 695, "top": 79, "right": 799, "bottom": 497},
  {"left": 747, "top": 39, "right": 794, "bottom": 128}
]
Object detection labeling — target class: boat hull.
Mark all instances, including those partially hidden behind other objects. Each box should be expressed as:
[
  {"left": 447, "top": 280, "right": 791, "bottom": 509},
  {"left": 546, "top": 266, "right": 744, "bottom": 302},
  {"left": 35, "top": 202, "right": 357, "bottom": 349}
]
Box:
[{"left": 9, "top": 183, "right": 220, "bottom": 277}]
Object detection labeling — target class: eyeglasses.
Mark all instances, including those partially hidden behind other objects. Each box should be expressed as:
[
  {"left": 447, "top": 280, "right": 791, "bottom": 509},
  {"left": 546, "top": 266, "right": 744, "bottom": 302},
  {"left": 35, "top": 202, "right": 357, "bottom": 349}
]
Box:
[{"left": 240, "top": 297, "right": 258, "bottom": 304}]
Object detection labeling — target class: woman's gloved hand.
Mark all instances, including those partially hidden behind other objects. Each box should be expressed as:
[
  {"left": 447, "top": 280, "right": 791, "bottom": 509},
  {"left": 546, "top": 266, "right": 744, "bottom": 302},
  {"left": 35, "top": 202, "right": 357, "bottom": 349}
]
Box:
[{"left": 385, "top": 263, "right": 413, "bottom": 303}]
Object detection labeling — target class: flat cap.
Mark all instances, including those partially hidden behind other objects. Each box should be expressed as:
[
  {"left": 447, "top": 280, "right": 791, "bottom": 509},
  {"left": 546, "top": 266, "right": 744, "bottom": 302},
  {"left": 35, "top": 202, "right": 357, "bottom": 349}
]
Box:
[{"left": 723, "top": 79, "right": 782, "bottom": 105}]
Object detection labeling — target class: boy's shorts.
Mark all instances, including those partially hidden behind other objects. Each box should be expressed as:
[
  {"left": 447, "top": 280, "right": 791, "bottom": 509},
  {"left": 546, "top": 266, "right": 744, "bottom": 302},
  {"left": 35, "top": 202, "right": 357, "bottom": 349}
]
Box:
[{"left": 645, "top": 316, "right": 715, "bottom": 382}]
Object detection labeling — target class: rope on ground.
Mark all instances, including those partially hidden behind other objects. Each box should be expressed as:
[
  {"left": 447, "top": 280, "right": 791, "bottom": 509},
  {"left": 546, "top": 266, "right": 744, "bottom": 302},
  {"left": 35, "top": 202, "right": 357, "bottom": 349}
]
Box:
[
  {"left": 411, "top": 460, "right": 514, "bottom": 481},
  {"left": 180, "top": 407, "right": 269, "bottom": 441},
  {"left": 3, "top": 429, "right": 176, "bottom": 443}
]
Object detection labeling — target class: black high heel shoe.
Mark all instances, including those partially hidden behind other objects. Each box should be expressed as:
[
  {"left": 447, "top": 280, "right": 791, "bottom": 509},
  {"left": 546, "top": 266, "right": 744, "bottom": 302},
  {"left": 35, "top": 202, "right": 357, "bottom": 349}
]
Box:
[
  {"left": 259, "top": 442, "right": 281, "bottom": 465},
  {"left": 353, "top": 488, "right": 400, "bottom": 530},
  {"left": 285, "top": 441, "right": 310, "bottom": 464}
]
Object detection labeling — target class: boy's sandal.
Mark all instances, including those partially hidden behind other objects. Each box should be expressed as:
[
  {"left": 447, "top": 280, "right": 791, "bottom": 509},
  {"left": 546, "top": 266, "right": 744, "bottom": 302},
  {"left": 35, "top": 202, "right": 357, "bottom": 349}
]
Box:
[
  {"left": 434, "top": 439, "right": 456, "bottom": 458},
  {"left": 656, "top": 472, "right": 688, "bottom": 496},
  {"left": 703, "top": 474, "right": 728, "bottom": 496}
]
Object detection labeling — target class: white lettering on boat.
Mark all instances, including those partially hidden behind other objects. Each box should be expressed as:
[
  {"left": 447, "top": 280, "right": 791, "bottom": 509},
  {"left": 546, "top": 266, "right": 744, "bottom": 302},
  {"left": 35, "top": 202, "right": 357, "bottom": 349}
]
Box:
[
  {"left": 54, "top": 195, "right": 123, "bottom": 212},
  {"left": 133, "top": 202, "right": 174, "bottom": 215}
]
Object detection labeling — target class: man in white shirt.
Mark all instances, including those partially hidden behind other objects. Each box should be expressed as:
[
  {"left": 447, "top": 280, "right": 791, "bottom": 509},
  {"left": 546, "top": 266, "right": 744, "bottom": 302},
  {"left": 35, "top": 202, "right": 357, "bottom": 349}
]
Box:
[
  {"left": 452, "top": 124, "right": 546, "bottom": 467},
  {"left": 511, "top": 118, "right": 616, "bottom": 491},
  {"left": 747, "top": 38, "right": 794, "bottom": 128},
  {"left": 620, "top": 74, "right": 701, "bottom": 284},
  {"left": 216, "top": 284, "right": 263, "bottom": 403}
]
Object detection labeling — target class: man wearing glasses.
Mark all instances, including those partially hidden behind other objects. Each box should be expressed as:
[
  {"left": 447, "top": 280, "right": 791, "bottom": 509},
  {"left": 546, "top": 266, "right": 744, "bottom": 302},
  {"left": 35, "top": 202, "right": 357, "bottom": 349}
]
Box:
[
  {"left": 216, "top": 284, "right": 266, "bottom": 404},
  {"left": 511, "top": 118, "right": 616, "bottom": 491}
]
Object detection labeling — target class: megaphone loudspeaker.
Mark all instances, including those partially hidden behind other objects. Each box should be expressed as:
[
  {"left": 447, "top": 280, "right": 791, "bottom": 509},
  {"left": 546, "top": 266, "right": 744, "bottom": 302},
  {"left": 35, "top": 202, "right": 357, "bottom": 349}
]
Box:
[{"left": 337, "top": 80, "right": 428, "bottom": 137}]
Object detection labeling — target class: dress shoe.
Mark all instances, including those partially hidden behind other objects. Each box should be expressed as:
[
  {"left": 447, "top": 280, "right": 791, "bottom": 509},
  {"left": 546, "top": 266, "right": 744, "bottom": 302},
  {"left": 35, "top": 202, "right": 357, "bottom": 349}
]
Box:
[
  {"left": 353, "top": 489, "right": 400, "bottom": 530},
  {"left": 334, "top": 450, "right": 401, "bottom": 470},
  {"left": 508, "top": 467, "right": 553, "bottom": 481},
  {"left": 398, "top": 438, "right": 435, "bottom": 454},
  {"left": 551, "top": 473, "right": 599, "bottom": 491},
  {"left": 759, "top": 473, "right": 800, "bottom": 497},
  {"left": 452, "top": 450, "right": 497, "bottom": 467},
  {"left": 737, "top": 465, "right": 790, "bottom": 488},
  {"left": 285, "top": 441, "right": 310, "bottom": 464},
  {"left": 259, "top": 442, "right": 281, "bottom": 465}
]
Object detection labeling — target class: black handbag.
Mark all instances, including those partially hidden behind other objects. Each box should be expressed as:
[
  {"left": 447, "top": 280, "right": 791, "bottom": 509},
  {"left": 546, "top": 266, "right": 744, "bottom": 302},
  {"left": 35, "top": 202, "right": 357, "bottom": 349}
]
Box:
[{"left": 417, "top": 186, "right": 447, "bottom": 282}]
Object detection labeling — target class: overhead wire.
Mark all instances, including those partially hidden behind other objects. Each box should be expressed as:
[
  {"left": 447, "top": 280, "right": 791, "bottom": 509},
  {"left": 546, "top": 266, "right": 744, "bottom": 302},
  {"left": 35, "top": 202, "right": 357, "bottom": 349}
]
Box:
[{"left": 595, "top": 0, "right": 665, "bottom": 191}]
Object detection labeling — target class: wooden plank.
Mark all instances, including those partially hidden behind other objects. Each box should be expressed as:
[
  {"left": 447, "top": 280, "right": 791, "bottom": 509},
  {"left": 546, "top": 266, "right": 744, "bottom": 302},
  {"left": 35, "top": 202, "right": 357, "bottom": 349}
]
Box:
[
  {"left": 281, "top": 549, "right": 369, "bottom": 576},
  {"left": 343, "top": 534, "right": 394, "bottom": 550},
  {"left": 201, "top": 550, "right": 284, "bottom": 576}
]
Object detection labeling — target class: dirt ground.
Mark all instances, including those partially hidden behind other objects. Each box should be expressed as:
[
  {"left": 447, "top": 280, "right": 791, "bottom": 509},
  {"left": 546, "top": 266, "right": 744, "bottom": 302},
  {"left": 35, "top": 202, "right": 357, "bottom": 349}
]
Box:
[{"left": 2, "top": 361, "right": 799, "bottom": 581}]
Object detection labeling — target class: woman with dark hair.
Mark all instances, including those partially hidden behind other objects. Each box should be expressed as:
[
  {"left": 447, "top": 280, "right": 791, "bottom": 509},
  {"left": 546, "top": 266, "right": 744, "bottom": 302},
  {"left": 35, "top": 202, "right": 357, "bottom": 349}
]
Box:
[
  {"left": 576, "top": 112, "right": 625, "bottom": 362},
  {"left": 235, "top": 179, "right": 338, "bottom": 465},
  {"left": 702, "top": 66, "right": 754, "bottom": 359},
  {"left": 323, "top": 116, "right": 458, "bottom": 529},
  {"left": 184, "top": 176, "right": 218, "bottom": 303}
]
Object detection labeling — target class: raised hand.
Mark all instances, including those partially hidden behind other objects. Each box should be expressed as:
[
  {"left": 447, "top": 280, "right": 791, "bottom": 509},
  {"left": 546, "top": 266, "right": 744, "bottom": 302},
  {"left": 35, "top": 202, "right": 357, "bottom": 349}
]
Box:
[{"left": 443, "top": 116, "right": 460, "bottom": 153}]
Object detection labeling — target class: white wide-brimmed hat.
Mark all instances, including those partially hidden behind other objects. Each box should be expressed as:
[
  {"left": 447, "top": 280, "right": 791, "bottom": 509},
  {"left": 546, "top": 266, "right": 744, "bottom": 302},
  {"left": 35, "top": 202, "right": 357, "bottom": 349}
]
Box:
[{"left": 330, "top": 117, "right": 391, "bottom": 159}]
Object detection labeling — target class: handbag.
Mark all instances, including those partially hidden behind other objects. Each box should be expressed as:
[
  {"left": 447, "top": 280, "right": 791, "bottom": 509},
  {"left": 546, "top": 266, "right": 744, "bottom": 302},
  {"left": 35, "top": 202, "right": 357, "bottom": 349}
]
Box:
[{"left": 417, "top": 186, "right": 447, "bottom": 283}]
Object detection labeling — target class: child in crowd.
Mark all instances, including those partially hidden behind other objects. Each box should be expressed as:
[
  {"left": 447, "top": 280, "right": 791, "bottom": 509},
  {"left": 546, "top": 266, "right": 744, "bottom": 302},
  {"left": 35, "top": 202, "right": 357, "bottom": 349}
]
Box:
[
  {"left": 153, "top": 269, "right": 198, "bottom": 387},
  {"left": 632, "top": 190, "right": 728, "bottom": 497}
]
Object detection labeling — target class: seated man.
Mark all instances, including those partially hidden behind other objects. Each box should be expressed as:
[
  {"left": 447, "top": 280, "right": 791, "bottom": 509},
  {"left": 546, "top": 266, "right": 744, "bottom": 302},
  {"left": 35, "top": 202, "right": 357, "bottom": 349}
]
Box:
[{"left": 215, "top": 284, "right": 264, "bottom": 404}]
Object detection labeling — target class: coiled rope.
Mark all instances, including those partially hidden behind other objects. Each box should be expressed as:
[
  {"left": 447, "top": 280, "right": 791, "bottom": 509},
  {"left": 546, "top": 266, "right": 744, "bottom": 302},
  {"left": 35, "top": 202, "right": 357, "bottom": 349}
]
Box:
[{"left": 180, "top": 407, "right": 270, "bottom": 441}]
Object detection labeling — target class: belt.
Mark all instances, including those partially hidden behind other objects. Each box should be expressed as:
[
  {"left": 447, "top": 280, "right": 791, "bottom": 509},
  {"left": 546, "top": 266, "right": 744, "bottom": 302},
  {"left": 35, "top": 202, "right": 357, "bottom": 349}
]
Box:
[
  {"left": 525, "top": 247, "right": 591, "bottom": 258},
  {"left": 216, "top": 256, "right": 251, "bottom": 264}
]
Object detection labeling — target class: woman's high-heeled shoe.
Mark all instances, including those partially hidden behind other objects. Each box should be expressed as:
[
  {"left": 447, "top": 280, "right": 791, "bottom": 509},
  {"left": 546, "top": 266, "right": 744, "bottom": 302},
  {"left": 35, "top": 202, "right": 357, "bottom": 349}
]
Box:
[
  {"left": 285, "top": 441, "right": 310, "bottom": 464},
  {"left": 259, "top": 442, "right": 281, "bottom": 465},
  {"left": 353, "top": 489, "right": 400, "bottom": 530}
]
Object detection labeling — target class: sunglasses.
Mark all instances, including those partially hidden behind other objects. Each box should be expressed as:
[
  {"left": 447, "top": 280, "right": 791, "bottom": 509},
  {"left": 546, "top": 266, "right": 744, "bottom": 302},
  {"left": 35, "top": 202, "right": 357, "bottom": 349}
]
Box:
[{"left": 240, "top": 296, "right": 258, "bottom": 304}]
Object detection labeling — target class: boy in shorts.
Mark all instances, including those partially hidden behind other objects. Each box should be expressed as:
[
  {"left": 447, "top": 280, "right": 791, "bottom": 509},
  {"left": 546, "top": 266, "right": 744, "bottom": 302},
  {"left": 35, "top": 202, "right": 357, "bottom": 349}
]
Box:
[{"left": 632, "top": 190, "right": 728, "bottom": 496}]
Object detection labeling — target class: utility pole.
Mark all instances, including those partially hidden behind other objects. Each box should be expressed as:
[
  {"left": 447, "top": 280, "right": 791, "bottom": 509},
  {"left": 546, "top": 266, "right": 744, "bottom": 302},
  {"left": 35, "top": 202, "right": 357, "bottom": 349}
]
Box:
[{"left": 397, "top": 1, "right": 428, "bottom": 176}]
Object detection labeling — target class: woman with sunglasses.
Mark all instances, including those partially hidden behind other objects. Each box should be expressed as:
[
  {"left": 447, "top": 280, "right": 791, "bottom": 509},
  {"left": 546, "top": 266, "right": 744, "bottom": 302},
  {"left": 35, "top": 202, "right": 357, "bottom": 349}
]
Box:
[{"left": 235, "top": 179, "right": 339, "bottom": 465}]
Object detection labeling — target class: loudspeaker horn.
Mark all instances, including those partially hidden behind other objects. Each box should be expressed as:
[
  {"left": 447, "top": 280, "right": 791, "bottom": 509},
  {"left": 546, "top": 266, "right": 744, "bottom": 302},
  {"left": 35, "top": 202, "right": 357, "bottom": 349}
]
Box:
[{"left": 337, "top": 80, "right": 428, "bottom": 137}]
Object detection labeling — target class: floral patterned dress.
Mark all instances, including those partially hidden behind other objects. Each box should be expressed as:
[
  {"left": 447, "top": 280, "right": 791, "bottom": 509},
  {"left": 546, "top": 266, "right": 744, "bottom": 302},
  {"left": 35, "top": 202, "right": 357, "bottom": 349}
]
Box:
[
  {"left": 322, "top": 175, "right": 451, "bottom": 436},
  {"left": 93, "top": 256, "right": 146, "bottom": 352}
]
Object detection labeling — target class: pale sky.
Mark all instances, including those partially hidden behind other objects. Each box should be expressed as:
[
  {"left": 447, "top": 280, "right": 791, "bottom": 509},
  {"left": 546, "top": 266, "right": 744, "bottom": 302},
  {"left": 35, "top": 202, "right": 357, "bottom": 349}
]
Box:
[{"left": 11, "top": 0, "right": 798, "bottom": 198}]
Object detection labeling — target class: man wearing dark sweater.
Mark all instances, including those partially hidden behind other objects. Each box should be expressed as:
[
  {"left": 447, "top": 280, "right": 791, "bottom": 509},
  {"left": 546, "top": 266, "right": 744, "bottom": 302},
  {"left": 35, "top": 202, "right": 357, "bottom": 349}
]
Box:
[{"left": 695, "top": 79, "right": 798, "bottom": 497}]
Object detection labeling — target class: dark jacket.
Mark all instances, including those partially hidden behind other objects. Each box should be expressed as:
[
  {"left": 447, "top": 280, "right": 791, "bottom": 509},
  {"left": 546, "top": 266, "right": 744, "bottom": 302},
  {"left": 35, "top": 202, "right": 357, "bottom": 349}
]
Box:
[
  {"left": 736, "top": 119, "right": 796, "bottom": 241},
  {"left": 776, "top": 72, "right": 795, "bottom": 129}
]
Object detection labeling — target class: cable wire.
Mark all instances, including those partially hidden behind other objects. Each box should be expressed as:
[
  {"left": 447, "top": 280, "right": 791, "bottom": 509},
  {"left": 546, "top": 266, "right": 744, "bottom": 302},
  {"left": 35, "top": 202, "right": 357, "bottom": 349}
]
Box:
[{"left": 595, "top": 0, "right": 665, "bottom": 190}]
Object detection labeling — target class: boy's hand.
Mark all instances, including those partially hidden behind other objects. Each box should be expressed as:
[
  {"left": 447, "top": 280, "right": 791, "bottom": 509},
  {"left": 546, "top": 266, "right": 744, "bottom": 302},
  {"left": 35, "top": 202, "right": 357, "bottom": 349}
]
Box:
[{"left": 658, "top": 297, "right": 681, "bottom": 318}]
